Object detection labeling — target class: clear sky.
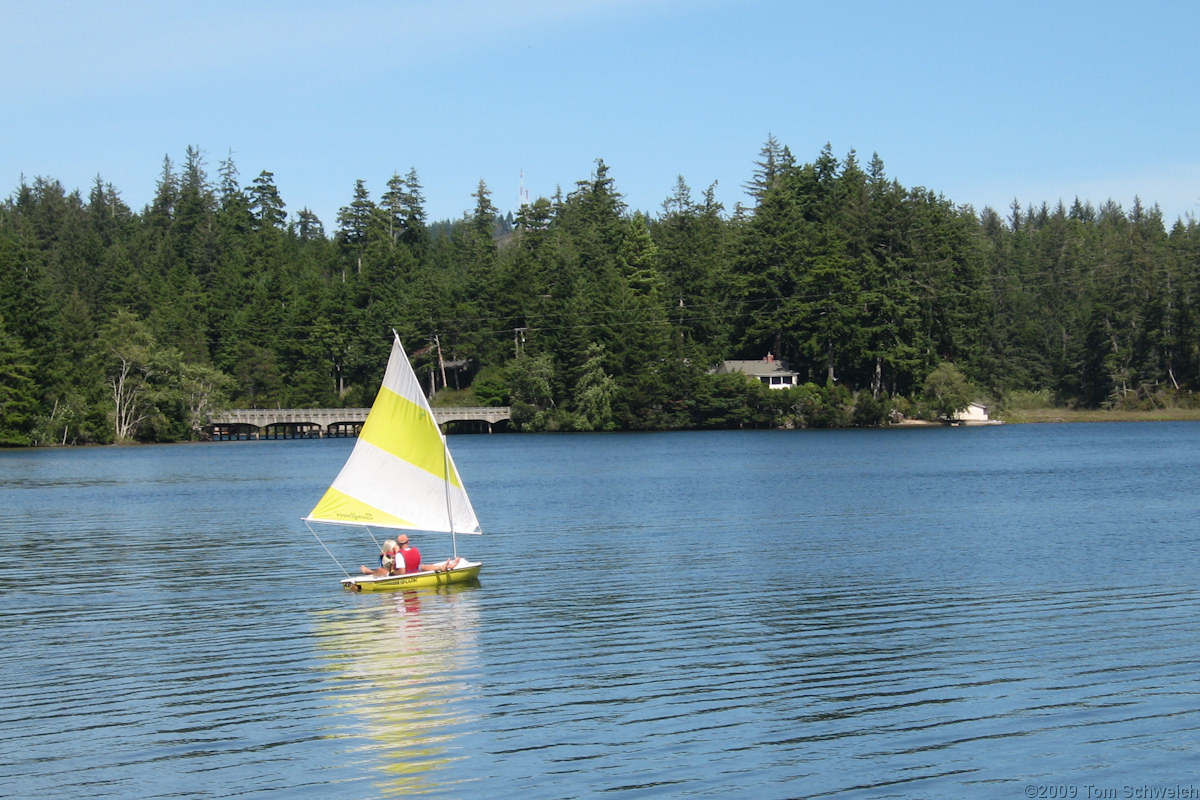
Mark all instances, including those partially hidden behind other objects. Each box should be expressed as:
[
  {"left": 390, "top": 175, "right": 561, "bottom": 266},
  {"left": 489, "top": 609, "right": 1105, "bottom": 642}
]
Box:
[{"left": 4, "top": 0, "right": 1198, "bottom": 229}]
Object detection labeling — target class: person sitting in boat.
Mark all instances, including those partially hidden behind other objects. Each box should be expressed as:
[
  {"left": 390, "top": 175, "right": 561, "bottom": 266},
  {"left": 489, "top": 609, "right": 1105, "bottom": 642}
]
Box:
[
  {"left": 380, "top": 540, "right": 400, "bottom": 571},
  {"left": 396, "top": 535, "right": 462, "bottom": 573},
  {"left": 394, "top": 535, "right": 422, "bottom": 573},
  {"left": 359, "top": 540, "right": 400, "bottom": 577}
]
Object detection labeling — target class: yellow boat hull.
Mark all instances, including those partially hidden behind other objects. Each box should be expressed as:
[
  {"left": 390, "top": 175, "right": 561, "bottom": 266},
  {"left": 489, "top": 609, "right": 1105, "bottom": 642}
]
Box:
[{"left": 340, "top": 560, "right": 482, "bottom": 592}]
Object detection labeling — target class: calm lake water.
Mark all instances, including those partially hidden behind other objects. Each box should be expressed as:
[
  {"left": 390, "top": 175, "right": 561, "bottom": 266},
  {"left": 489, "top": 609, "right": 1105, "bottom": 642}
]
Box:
[{"left": 2, "top": 424, "right": 1200, "bottom": 799}]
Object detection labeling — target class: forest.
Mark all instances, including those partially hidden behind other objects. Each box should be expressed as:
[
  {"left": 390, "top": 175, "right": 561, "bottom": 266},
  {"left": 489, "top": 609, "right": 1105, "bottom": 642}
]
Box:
[{"left": 1, "top": 138, "right": 1198, "bottom": 446}]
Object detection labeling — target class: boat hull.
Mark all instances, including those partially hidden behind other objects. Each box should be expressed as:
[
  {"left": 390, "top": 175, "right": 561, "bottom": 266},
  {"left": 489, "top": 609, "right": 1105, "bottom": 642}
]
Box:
[{"left": 340, "top": 561, "right": 482, "bottom": 592}]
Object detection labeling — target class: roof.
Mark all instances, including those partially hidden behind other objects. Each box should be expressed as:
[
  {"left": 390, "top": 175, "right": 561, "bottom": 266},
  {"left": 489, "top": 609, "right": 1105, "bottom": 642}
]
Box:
[{"left": 714, "top": 359, "right": 800, "bottom": 378}]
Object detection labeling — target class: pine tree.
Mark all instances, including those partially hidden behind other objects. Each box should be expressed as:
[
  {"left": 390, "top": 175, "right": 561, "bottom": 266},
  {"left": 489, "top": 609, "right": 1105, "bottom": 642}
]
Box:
[
  {"left": 247, "top": 170, "right": 286, "bottom": 231},
  {"left": 745, "top": 134, "right": 794, "bottom": 204},
  {"left": 0, "top": 318, "right": 39, "bottom": 445},
  {"left": 336, "top": 179, "right": 374, "bottom": 277}
]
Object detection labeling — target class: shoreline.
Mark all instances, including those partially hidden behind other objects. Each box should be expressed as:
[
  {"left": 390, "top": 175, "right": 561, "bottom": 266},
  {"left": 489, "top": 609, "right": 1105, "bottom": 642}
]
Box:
[{"left": 13, "top": 408, "right": 1200, "bottom": 449}]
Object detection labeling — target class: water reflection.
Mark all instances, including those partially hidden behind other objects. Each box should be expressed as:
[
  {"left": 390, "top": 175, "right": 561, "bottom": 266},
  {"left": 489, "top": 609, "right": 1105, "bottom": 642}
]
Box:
[{"left": 313, "top": 583, "right": 481, "bottom": 797}]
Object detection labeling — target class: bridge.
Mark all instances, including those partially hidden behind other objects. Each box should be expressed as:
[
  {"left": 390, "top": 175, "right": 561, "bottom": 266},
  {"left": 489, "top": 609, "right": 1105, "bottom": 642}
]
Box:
[{"left": 207, "top": 407, "right": 511, "bottom": 439}]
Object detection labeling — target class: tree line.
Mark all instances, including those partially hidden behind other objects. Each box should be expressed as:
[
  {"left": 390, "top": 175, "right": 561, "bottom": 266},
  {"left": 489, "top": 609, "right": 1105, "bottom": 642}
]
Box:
[{"left": 1, "top": 138, "right": 1197, "bottom": 445}]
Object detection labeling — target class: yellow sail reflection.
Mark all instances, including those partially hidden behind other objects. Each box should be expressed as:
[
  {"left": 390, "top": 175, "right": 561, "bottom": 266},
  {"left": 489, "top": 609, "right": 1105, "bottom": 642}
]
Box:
[{"left": 313, "top": 584, "right": 481, "bottom": 796}]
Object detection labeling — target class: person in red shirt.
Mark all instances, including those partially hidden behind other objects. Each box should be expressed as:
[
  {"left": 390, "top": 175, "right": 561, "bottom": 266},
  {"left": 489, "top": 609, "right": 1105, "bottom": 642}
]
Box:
[
  {"left": 394, "top": 535, "right": 422, "bottom": 573},
  {"left": 396, "top": 535, "right": 462, "bottom": 573}
]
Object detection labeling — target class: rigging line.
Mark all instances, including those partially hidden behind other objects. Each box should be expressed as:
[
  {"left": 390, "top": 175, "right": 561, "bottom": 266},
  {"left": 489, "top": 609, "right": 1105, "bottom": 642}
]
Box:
[
  {"left": 305, "top": 520, "right": 352, "bottom": 579},
  {"left": 364, "top": 525, "right": 384, "bottom": 554}
]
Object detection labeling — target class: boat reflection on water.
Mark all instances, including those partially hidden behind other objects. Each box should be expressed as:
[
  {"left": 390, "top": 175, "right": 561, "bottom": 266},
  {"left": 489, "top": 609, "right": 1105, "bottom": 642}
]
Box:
[{"left": 313, "top": 581, "right": 482, "bottom": 796}]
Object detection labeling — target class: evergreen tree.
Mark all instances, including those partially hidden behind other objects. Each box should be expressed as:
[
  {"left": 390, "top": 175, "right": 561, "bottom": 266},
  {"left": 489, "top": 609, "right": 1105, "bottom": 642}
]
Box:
[
  {"left": 336, "top": 179, "right": 374, "bottom": 277},
  {"left": 0, "top": 318, "right": 39, "bottom": 445},
  {"left": 247, "top": 170, "right": 286, "bottom": 231},
  {"left": 294, "top": 208, "right": 325, "bottom": 242},
  {"left": 745, "top": 134, "right": 795, "bottom": 204},
  {"left": 571, "top": 342, "right": 617, "bottom": 431},
  {"left": 146, "top": 155, "right": 178, "bottom": 231}
]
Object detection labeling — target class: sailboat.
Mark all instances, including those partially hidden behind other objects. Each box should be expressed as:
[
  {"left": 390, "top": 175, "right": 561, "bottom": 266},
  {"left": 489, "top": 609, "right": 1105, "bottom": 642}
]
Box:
[{"left": 304, "top": 332, "right": 483, "bottom": 592}]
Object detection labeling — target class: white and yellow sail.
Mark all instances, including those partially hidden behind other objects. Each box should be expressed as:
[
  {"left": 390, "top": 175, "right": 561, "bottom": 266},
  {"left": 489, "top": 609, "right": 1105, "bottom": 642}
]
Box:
[{"left": 304, "top": 334, "right": 482, "bottom": 535}]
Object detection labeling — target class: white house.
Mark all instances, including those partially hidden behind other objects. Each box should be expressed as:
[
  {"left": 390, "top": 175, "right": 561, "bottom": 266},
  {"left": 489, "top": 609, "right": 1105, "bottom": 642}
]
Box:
[{"left": 714, "top": 353, "right": 801, "bottom": 390}]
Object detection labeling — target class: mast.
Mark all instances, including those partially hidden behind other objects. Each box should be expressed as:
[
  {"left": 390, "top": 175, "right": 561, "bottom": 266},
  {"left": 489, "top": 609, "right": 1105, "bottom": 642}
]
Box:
[{"left": 442, "top": 424, "right": 458, "bottom": 558}]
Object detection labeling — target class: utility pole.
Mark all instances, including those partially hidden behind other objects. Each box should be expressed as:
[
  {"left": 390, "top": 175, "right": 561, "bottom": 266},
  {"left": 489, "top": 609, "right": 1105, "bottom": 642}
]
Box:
[{"left": 434, "top": 334, "right": 448, "bottom": 391}]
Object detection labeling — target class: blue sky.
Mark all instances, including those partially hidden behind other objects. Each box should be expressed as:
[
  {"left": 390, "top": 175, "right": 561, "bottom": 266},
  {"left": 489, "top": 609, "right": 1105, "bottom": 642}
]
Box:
[{"left": 4, "top": 0, "right": 1198, "bottom": 228}]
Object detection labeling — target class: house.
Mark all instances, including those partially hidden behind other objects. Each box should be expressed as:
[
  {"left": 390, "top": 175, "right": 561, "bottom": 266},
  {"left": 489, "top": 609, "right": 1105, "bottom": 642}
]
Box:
[
  {"left": 714, "top": 353, "right": 801, "bottom": 390},
  {"left": 952, "top": 402, "right": 1001, "bottom": 425}
]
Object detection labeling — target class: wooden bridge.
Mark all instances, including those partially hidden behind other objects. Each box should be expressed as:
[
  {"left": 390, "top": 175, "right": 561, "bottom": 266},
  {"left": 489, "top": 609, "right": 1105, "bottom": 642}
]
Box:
[{"left": 207, "top": 407, "right": 511, "bottom": 439}]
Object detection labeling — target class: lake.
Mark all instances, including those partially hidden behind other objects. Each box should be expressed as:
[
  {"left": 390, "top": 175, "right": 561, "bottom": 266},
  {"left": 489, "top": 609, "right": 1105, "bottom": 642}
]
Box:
[{"left": 2, "top": 423, "right": 1199, "bottom": 798}]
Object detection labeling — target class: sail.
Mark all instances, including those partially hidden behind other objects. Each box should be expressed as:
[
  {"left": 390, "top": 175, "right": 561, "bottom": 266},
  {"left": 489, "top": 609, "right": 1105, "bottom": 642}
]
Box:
[{"left": 304, "top": 334, "right": 482, "bottom": 534}]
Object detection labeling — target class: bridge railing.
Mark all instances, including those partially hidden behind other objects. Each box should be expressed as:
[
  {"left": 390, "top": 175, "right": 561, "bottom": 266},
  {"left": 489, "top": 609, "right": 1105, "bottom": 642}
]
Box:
[{"left": 207, "top": 407, "right": 511, "bottom": 439}]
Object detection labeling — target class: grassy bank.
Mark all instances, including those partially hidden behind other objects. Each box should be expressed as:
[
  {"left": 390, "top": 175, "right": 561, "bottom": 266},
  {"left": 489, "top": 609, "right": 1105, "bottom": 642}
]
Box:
[{"left": 999, "top": 407, "right": 1200, "bottom": 424}]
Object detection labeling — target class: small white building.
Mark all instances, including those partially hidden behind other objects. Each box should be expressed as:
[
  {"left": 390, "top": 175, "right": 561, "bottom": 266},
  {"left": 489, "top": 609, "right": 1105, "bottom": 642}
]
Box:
[
  {"left": 714, "top": 353, "right": 801, "bottom": 390},
  {"left": 952, "top": 402, "right": 1002, "bottom": 425}
]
